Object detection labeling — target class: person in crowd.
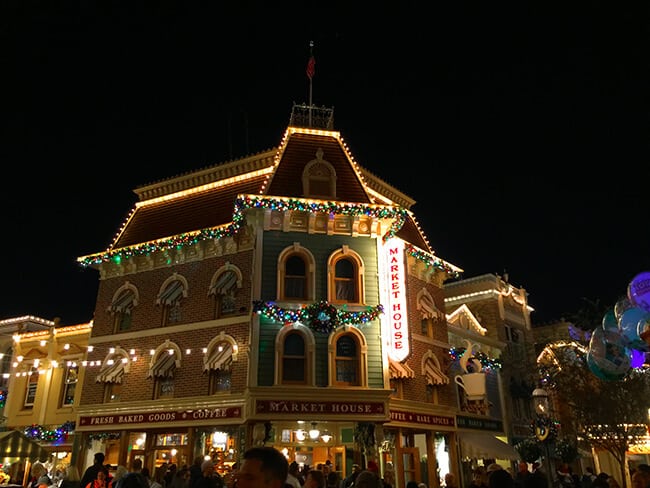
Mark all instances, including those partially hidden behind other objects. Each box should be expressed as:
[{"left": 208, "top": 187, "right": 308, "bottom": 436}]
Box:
[
  {"left": 131, "top": 460, "right": 143, "bottom": 475},
  {"left": 468, "top": 466, "right": 488, "bottom": 488},
  {"left": 86, "top": 470, "right": 109, "bottom": 488},
  {"left": 117, "top": 472, "right": 149, "bottom": 488},
  {"left": 488, "top": 469, "right": 514, "bottom": 488},
  {"left": 581, "top": 467, "right": 597, "bottom": 488},
  {"left": 285, "top": 462, "right": 301, "bottom": 488},
  {"left": 632, "top": 465, "right": 650, "bottom": 488},
  {"left": 81, "top": 453, "right": 108, "bottom": 488},
  {"left": 60, "top": 466, "right": 82, "bottom": 488},
  {"left": 153, "top": 466, "right": 168, "bottom": 488},
  {"left": 303, "top": 470, "right": 325, "bottom": 488},
  {"left": 142, "top": 468, "right": 162, "bottom": 488},
  {"left": 110, "top": 467, "right": 128, "bottom": 488},
  {"left": 343, "top": 464, "right": 361, "bottom": 488},
  {"left": 29, "top": 462, "right": 52, "bottom": 488},
  {"left": 104, "top": 466, "right": 114, "bottom": 488},
  {"left": 164, "top": 465, "right": 177, "bottom": 488},
  {"left": 354, "top": 471, "right": 380, "bottom": 488},
  {"left": 528, "top": 462, "right": 547, "bottom": 488},
  {"left": 232, "top": 446, "right": 288, "bottom": 488},
  {"left": 193, "top": 461, "right": 223, "bottom": 488},
  {"left": 592, "top": 473, "right": 610, "bottom": 488},
  {"left": 405, "top": 482, "right": 419, "bottom": 488},
  {"left": 443, "top": 472, "right": 458, "bottom": 488},
  {"left": 169, "top": 467, "right": 190, "bottom": 488},
  {"left": 189, "top": 457, "right": 204, "bottom": 488},
  {"left": 513, "top": 461, "right": 530, "bottom": 488}
]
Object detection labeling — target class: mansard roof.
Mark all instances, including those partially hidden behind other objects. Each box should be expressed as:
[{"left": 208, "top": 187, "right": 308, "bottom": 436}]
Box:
[{"left": 78, "top": 111, "right": 442, "bottom": 265}]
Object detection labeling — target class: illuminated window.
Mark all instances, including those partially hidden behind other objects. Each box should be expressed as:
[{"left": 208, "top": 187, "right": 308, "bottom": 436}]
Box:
[
  {"left": 109, "top": 285, "right": 138, "bottom": 333},
  {"left": 209, "top": 266, "right": 242, "bottom": 318},
  {"left": 301, "top": 148, "right": 336, "bottom": 198},
  {"left": 209, "top": 369, "right": 231, "bottom": 394},
  {"left": 327, "top": 329, "right": 368, "bottom": 388},
  {"left": 104, "top": 382, "right": 122, "bottom": 403},
  {"left": 277, "top": 244, "right": 315, "bottom": 302},
  {"left": 155, "top": 377, "right": 174, "bottom": 399},
  {"left": 23, "top": 367, "right": 39, "bottom": 408},
  {"left": 60, "top": 364, "right": 78, "bottom": 406},
  {"left": 157, "top": 275, "right": 188, "bottom": 326},
  {"left": 328, "top": 247, "right": 364, "bottom": 304}
]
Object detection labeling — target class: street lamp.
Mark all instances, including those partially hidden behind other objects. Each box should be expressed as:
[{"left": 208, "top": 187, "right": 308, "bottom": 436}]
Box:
[{"left": 532, "top": 387, "right": 554, "bottom": 488}]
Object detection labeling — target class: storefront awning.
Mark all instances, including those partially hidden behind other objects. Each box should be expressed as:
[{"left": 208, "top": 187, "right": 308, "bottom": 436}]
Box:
[
  {"left": 389, "top": 359, "right": 415, "bottom": 379},
  {"left": 0, "top": 430, "right": 49, "bottom": 461},
  {"left": 457, "top": 431, "right": 520, "bottom": 460}
]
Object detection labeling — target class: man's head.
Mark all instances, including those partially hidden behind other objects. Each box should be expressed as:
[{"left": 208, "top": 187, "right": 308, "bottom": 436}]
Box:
[
  {"left": 201, "top": 461, "right": 213, "bottom": 477},
  {"left": 235, "top": 447, "right": 288, "bottom": 488},
  {"left": 95, "top": 453, "right": 106, "bottom": 465},
  {"left": 132, "top": 459, "right": 143, "bottom": 472}
]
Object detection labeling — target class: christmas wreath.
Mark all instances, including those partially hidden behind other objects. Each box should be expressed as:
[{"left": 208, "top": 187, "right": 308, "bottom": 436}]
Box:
[{"left": 305, "top": 301, "right": 339, "bottom": 333}]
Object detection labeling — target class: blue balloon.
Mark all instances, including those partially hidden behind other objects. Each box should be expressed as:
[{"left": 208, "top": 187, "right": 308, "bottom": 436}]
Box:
[
  {"left": 619, "top": 307, "right": 648, "bottom": 346},
  {"left": 588, "top": 327, "right": 631, "bottom": 380},
  {"left": 602, "top": 310, "right": 618, "bottom": 331}
]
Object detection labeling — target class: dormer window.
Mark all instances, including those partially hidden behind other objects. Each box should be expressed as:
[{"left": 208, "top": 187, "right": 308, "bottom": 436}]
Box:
[{"left": 302, "top": 148, "right": 336, "bottom": 198}]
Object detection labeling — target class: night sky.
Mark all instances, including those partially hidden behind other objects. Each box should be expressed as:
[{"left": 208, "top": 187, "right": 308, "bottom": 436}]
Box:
[{"left": 2, "top": 3, "right": 649, "bottom": 326}]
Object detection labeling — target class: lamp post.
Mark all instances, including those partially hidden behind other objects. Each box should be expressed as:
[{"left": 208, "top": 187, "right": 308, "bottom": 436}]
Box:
[{"left": 532, "top": 387, "right": 554, "bottom": 488}]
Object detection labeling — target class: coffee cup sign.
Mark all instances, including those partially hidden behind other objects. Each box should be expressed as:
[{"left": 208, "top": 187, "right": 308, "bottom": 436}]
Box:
[
  {"left": 455, "top": 339, "right": 487, "bottom": 400},
  {"left": 454, "top": 372, "right": 487, "bottom": 400}
]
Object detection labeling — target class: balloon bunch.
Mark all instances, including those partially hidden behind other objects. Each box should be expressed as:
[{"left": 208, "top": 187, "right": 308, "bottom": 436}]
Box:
[{"left": 586, "top": 271, "right": 650, "bottom": 381}]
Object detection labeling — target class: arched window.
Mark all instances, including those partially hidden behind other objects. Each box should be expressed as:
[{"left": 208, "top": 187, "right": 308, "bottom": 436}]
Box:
[
  {"left": 157, "top": 274, "right": 188, "bottom": 326},
  {"left": 328, "top": 328, "right": 368, "bottom": 387},
  {"left": 96, "top": 347, "right": 131, "bottom": 403},
  {"left": 147, "top": 342, "right": 181, "bottom": 399},
  {"left": 275, "top": 325, "right": 314, "bottom": 385},
  {"left": 277, "top": 244, "right": 315, "bottom": 301},
  {"left": 328, "top": 246, "right": 364, "bottom": 304},
  {"left": 209, "top": 264, "right": 243, "bottom": 318},
  {"left": 108, "top": 283, "right": 139, "bottom": 333},
  {"left": 301, "top": 148, "right": 337, "bottom": 198},
  {"left": 203, "top": 333, "right": 238, "bottom": 394}
]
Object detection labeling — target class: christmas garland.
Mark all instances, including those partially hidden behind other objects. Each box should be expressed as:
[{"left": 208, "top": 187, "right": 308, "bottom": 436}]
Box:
[
  {"left": 253, "top": 300, "right": 384, "bottom": 333},
  {"left": 25, "top": 421, "right": 75, "bottom": 442}
]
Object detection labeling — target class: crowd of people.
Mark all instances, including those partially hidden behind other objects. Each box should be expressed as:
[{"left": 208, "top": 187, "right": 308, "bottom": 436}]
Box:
[{"left": 14, "top": 448, "right": 650, "bottom": 488}]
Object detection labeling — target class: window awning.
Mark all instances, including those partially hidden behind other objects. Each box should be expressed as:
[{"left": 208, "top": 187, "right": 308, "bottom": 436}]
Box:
[
  {"left": 424, "top": 358, "right": 449, "bottom": 385},
  {"left": 148, "top": 353, "right": 178, "bottom": 378},
  {"left": 95, "top": 359, "right": 126, "bottom": 383},
  {"left": 203, "top": 344, "right": 233, "bottom": 371},
  {"left": 457, "top": 432, "right": 520, "bottom": 460},
  {"left": 157, "top": 281, "right": 184, "bottom": 305},
  {"left": 389, "top": 359, "right": 415, "bottom": 379},
  {"left": 209, "top": 271, "right": 238, "bottom": 296}
]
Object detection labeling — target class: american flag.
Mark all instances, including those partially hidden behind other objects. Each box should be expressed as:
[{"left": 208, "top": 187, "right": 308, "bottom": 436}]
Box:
[
  {"left": 306, "top": 41, "right": 315, "bottom": 80},
  {"left": 306, "top": 53, "right": 315, "bottom": 80}
]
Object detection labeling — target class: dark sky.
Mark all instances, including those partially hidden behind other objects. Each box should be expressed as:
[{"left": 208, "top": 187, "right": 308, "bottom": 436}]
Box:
[{"left": 2, "top": 3, "right": 649, "bottom": 326}]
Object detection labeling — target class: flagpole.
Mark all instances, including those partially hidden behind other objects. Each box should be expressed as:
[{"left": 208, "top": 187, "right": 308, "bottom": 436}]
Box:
[{"left": 308, "top": 41, "right": 314, "bottom": 126}]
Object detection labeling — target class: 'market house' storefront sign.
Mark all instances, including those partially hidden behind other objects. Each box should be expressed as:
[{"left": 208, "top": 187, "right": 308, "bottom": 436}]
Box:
[
  {"left": 381, "top": 238, "right": 409, "bottom": 362},
  {"left": 255, "top": 400, "right": 385, "bottom": 415},
  {"left": 77, "top": 406, "right": 242, "bottom": 429}
]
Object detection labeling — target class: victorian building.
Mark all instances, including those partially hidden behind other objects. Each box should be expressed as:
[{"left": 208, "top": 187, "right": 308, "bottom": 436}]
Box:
[{"left": 71, "top": 104, "right": 471, "bottom": 487}]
